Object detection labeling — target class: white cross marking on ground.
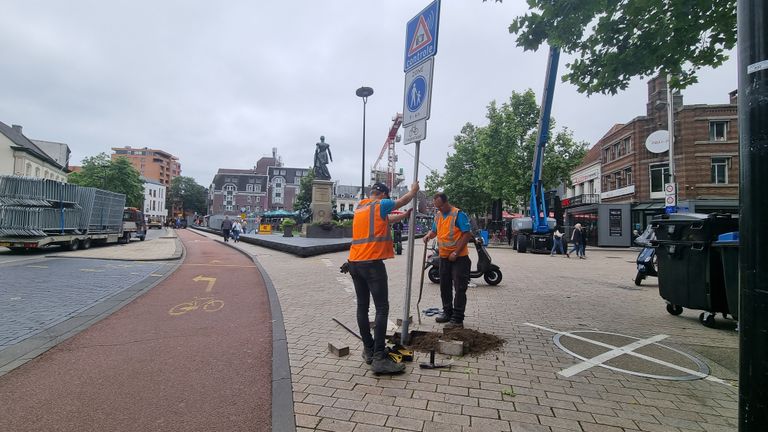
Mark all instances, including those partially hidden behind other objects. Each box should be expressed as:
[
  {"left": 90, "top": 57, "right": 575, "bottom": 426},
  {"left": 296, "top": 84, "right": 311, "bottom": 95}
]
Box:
[
  {"left": 524, "top": 322, "right": 731, "bottom": 386},
  {"left": 558, "top": 334, "right": 668, "bottom": 377}
]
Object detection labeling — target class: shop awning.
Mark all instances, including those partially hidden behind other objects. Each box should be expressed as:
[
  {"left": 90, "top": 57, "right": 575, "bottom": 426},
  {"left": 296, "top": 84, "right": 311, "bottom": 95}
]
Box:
[{"left": 633, "top": 202, "right": 666, "bottom": 211}]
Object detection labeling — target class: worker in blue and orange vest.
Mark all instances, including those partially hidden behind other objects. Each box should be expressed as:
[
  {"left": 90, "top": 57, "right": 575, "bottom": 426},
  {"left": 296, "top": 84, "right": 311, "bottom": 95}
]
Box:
[
  {"left": 347, "top": 181, "right": 419, "bottom": 375},
  {"left": 422, "top": 192, "right": 474, "bottom": 329}
]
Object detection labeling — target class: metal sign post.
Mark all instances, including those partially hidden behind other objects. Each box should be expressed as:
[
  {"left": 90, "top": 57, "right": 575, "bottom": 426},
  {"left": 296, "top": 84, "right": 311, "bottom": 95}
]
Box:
[
  {"left": 400, "top": 0, "right": 440, "bottom": 346},
  {"left": 401, "top": 140, "right": 420, "bottom": 345}
]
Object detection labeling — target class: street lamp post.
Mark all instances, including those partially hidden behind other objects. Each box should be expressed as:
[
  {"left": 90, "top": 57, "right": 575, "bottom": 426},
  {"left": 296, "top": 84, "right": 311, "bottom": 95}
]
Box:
[{"left": 356, "top": 86, "right": 374, "bottom": 199}]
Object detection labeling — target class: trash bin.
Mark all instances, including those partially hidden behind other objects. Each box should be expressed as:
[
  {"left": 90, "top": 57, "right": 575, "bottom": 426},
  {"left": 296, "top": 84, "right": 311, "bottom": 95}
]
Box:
[
  {"left": 712, "top": 232, "right": 739, "bottom": 320},
  {"left": 652, "top": 213, "right": 738, "bottom": 326},
  {"left": 480, "top": 230, "right": 489, "bottom": 246}
]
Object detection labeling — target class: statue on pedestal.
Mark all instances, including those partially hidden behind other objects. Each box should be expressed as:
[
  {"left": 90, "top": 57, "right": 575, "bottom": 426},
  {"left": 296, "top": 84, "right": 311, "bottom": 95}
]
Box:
[{"left": 313, "top": 136, "right": 333, "bottom": 180}]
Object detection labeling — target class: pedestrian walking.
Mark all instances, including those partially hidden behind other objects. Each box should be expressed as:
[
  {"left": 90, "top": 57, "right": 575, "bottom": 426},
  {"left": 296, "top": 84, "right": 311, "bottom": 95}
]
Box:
[
  {"left": 550, "top": 226, "right": 565, "bottom": 256},
  {"left": 231, "top": 219, "right": 242, "bottom": 243},
  {"left": 346, "top": 181, "right": 419, "bottom": 375},
  {"left": 568, "top": 223, "right": 583, "bottom": 258},
  {"left": 221, "top": 216, "right": 233, "bottom": 242},
  {"left": 241, "top": 219, "right": 248, "bottom": 236},
  {"left": 581, "top": 227, "right": 589, "bottom": 258},
  {"left": 422, "top": 193, "right": 473, "bottom": 329}
]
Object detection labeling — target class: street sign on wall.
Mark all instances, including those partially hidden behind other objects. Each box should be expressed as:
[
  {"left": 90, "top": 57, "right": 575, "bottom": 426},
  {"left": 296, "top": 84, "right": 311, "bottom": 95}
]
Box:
[
  {"left": 404, "top": 0, "right": 440, "bottom": 71},
  {"left": 402, "top": 58, "right": 434, "bottom": 126}
]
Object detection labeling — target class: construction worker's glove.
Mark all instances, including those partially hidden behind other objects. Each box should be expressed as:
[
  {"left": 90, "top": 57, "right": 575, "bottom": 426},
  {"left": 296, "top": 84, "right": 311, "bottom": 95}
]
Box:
[{"left": 339, "top": 262, "right": 350, "bottom": 274}]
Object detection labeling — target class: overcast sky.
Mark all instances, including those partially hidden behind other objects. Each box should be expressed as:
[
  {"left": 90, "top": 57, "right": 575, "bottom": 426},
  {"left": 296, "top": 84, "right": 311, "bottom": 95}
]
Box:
[{"left": 1, "top": 1, "right": 737, "bottom": 188}]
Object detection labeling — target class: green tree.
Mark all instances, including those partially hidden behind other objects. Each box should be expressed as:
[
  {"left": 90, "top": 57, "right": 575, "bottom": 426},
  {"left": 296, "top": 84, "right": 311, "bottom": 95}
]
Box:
[
  {"left": 167, "top": 176, "right": 207, "bottom": 216},
  {"left": 441, "top": 123, "right": 493, "bottom": 217},
  {"left": 437, "top": 91, "right": 587, "bottom": 214},
  {"left": 491, "top": 0, "right": 736, "bottom": 94},
  {"left": 424, "top": 169, "right": 444, "bottom": 198},
  {"left": 68, "top": 153, "right": 144, "bottom": 207},
  {"left": 294, "top": 167, "right": 315, "bottom": 221}
]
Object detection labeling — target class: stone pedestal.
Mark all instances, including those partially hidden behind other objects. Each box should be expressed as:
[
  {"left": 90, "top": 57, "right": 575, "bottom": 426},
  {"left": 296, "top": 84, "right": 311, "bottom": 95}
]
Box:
[{"left": 311, "top": 179, "right": 334, "bottom": 223}]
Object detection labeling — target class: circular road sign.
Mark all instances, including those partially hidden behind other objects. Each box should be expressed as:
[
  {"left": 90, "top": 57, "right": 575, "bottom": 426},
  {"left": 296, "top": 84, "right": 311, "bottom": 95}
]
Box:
[{"left": 406, "top": 76, "right": 427, "bottom": 113}]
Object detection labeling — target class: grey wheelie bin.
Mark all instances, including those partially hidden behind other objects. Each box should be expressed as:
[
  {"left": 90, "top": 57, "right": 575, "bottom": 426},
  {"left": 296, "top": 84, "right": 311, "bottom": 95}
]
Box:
[
  {"left": 711, "top": 232, "right": 739, "bottom": 320},
  {"left": 651, "top": 213, "right": 738, "bottom": 327}
]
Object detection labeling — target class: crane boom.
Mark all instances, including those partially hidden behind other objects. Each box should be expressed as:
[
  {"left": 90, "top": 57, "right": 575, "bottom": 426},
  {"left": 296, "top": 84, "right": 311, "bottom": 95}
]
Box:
[
  {"left": 371, "top": 113, "right": 403, "bottom": 189},
  {"left": 530, "top": 46, "right": 560, "bottom": 234}
]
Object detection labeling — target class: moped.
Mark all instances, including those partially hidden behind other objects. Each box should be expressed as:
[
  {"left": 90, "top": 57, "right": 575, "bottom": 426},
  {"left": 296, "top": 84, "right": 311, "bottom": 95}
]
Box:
[
  {"left": 424, "top": 236, "right": 503, "bottom": 286},
  {"left": 633, "top": 225, "right": 658, "bottom": 287}
]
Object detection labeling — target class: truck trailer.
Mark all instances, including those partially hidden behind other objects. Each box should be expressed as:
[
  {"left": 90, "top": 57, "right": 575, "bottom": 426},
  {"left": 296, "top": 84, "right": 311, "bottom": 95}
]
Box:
[{"left": 0, "top": 176, "right": 145, "bottom": 251}]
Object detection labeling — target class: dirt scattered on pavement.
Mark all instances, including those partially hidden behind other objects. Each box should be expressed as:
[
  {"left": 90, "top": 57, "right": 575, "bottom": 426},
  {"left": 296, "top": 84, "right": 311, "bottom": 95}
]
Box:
[{"left": 400, "top": 328, "right": 505, "bottom": 355}]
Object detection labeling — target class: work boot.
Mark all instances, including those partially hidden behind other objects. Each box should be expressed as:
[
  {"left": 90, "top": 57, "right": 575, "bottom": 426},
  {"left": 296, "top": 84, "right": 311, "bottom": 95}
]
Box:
[
  {"left": 361, "top": 347, "right": 373, "bottom": 365},
  {"left": 435, "top": 313, "right": 452, "bottom": 323},
  {"left": 444, "top": 321, "right": 464, "bottom": 330},
  {"left": 371, "top": 352, "right": 405, "bottom": 375}
]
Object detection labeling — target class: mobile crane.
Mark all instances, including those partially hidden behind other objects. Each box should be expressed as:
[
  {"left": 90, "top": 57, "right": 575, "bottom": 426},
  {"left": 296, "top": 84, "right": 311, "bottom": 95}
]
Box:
[
  {"left": 515, "top": 46, "right": 560, "bottom": 253},
  {"left": 371, "top": 113, "right": 403, "bottom": 191}
]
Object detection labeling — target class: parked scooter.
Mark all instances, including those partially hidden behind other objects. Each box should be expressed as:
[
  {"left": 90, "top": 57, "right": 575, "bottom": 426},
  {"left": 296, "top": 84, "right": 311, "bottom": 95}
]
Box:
[
  {"left": 424, "top": 235, "right": 503, "bottom": 286},
  {"left": 633, "top": 225, "right": 658, "bottom": 286}
]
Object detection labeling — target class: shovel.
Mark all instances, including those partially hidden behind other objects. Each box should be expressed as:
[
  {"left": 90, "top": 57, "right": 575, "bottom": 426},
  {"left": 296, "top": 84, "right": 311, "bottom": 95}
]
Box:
[{"left": 416, "top": 241, "right": 428, "bottom": 325}]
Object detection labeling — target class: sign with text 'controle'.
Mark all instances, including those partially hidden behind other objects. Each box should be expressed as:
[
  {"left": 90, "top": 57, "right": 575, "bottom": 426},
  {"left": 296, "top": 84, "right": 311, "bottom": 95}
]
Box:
[{"left": 404, "top": 0, "right": 440, "bottom": 71}]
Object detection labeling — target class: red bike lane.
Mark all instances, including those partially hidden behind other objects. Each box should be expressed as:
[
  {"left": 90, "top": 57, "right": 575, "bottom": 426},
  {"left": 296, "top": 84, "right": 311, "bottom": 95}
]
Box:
[{"left": 0, "top": 230, "right": 273, "bottom": 432}]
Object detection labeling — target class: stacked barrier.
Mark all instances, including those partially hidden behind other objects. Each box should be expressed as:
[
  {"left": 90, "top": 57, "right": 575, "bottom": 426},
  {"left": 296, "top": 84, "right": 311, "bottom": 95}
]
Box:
[{"left": 0, "top": 176, "right": 126, "bottom": 237}]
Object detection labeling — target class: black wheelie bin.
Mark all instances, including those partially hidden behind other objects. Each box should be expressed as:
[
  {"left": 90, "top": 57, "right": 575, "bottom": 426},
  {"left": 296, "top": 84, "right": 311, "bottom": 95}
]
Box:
[
  {"left": 711, "top": 232, "right": 739, "bottom": 321},
  {"left": 651, "top": 213, "right": 738, "bottom": 327}
]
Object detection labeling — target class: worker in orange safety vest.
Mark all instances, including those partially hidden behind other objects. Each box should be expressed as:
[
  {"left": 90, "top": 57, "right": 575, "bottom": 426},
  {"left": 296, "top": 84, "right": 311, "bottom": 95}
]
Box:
[
  {"left": 347, "top": 181, "right": 419, "bottom": 375},
  {"left": 422, "top": 192, "right": 474, "bottom": 329}
]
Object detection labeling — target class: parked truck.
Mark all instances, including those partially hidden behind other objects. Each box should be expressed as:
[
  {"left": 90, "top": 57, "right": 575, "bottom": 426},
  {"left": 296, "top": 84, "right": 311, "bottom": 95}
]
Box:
[{"left": 0, "top": 176, "right": 146, "bottom": 251}]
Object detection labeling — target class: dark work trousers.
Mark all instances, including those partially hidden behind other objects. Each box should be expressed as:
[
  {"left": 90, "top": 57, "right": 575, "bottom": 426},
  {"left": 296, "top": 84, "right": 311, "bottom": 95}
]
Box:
[
  {"left": 438, "top": 255, "right": 471, "bottom": 322},
  {"left": 222, "top": 228, "right": 231, "bottom": 241},
  {"left": 348, "top": 260, "right": 389, "bottom": 355}
]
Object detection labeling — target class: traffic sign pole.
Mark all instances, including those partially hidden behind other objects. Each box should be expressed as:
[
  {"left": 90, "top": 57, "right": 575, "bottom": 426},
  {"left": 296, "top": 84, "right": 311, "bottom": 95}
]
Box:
[{"left": 401, "top": 140, "right": 420, "bottom": 345}]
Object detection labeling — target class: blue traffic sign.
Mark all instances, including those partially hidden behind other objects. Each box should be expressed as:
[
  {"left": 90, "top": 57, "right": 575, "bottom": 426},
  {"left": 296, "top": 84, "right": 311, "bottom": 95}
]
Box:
[
  {"left": 404, "top": 0, "right": 440, "bottom": 71},
  {"left": 406, "top": 76, "right": 427, "bottom": 112}
]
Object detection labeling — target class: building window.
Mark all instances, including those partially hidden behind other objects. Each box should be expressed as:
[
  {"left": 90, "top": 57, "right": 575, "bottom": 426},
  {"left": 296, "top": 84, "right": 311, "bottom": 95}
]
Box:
[
  {"left": 349, "top": 205, "right": 354, "bottom": 211},
  {"left": 623, "top": 137, "right": 632, "bottom": 154},
  {"left": 35, "top": 167, "right": 40, "bottom": 177},
  {"left": 625, "top": 167, "right": 633, "bottom": 186},
  {"left": 255, "top": 185, "right": 261, "bottom": 193},
  {"left": 709, "top": 121, "right": 728, "bottom": 141},
  {"left": 276, "top": 182, "right": 282, "bottom": 188},
  {"left": 602, "top": 148, "right": 611, "bottom": 162},
  {"left": 711, "top": 157, "right": 729, "bottom": 184},
  {"left": 340, "top": 203, "right": 345, "bottom": 211},
  {"left": 246, "top": 184, "right": 254, "bottom": 192},
  {"left": 614, "top": 171, "right": 624, "bottom": 189},
  {"left": 650, "top": 163, "right": 670, "bottom": 194},
  {"left": 275, "top": 192, "right": 281, "bottom": 198}
]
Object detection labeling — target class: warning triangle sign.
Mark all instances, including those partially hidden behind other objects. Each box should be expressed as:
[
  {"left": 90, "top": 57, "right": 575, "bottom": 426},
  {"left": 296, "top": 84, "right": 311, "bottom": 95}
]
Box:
[{"left": 408, "top": 15, "right": 433, "bottom": 55}]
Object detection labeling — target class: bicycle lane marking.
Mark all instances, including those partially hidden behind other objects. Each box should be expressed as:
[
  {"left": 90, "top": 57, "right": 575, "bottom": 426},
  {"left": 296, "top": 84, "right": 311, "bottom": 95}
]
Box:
[{"left": 0, "top": 229, "right": 273, "bottom": 432}]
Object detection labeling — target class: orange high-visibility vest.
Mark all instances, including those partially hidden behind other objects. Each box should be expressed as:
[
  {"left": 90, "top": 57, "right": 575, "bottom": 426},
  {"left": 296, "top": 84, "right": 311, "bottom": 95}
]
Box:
[
  {"left": 349, "top": 199, "right": 394, "bottom": 261},
  {"left": 436, "top": 206, "right": 469, "bottom": 258}
]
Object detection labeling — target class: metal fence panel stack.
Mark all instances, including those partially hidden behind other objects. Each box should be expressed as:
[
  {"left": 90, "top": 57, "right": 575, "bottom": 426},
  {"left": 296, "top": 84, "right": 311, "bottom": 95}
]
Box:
[{"left": 0, "top": 176, "right": 126, "bottom": 237}]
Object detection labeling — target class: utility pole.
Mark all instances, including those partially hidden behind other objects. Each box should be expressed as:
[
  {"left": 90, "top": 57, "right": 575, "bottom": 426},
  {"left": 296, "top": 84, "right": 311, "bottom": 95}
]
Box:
[{"left": 737, "top": 0, "right": 768, "bottom": 430}]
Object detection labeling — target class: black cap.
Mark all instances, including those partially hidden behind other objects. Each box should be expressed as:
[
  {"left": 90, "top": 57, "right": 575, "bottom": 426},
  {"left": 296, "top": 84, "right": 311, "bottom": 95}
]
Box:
[{"left": 371, "top": 182, "right": 390, "bottom": 196}]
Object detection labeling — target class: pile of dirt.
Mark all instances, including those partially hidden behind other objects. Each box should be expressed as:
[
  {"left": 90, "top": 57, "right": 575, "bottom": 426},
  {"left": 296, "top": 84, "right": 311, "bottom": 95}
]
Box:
[{"left": 398, "top": 328, "right": 505, "bottom": 356}]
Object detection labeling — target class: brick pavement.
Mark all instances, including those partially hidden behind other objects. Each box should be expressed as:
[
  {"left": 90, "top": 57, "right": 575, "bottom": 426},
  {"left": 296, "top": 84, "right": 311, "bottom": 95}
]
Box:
[{"left": 202, "top": 231, "right": 739, "bottom": 432}]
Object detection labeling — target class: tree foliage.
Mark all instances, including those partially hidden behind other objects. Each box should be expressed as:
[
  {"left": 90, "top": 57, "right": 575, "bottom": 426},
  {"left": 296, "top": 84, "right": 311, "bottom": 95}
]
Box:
[
  {"left": 167, "top": 176, "right": 207, "bottom": 216},
  {"left": 294, "top": 167, "right": 315, "bottom": 221},
  {"left": 435, "top": 90, "right": 587, "bottom": 217},
  {"left": 489, "top": 0, "right": 736, "bottom": 94},
  {"left": 68, "top": 153, "right": 144, "bottom": 207}
]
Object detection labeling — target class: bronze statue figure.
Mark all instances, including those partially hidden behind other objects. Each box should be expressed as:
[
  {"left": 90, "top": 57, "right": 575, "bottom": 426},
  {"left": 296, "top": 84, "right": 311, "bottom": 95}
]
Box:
[{"left": 313, "top": 136, "right": 333, "bottom": 180}]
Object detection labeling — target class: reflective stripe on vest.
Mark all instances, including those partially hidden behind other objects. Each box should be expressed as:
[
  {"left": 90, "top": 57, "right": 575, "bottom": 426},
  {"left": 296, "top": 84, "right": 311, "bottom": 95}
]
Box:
[
  {"left": 348, "top": 199, "right": 394, "bottom": 261},
  {"left": 350, "top": 201, "right": 392, "bottom": 245},
  {"left": 436, "top": 206, "right": 469, "bottom": 258}
]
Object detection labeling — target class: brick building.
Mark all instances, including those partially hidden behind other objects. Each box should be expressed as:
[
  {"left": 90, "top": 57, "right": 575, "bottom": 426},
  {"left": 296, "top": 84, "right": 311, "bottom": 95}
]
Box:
[
  {"left": 208, "top": 169, "right": 269, "bottom": 215},
  {"left": 564, "top": 75, "right": 739, "bottom": 246},
  {"left": 207, "top": 149, "right": 311, "bottom": 215},
  {"left": 111, "top": 146, "right": 181, "bottom": 187}
]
